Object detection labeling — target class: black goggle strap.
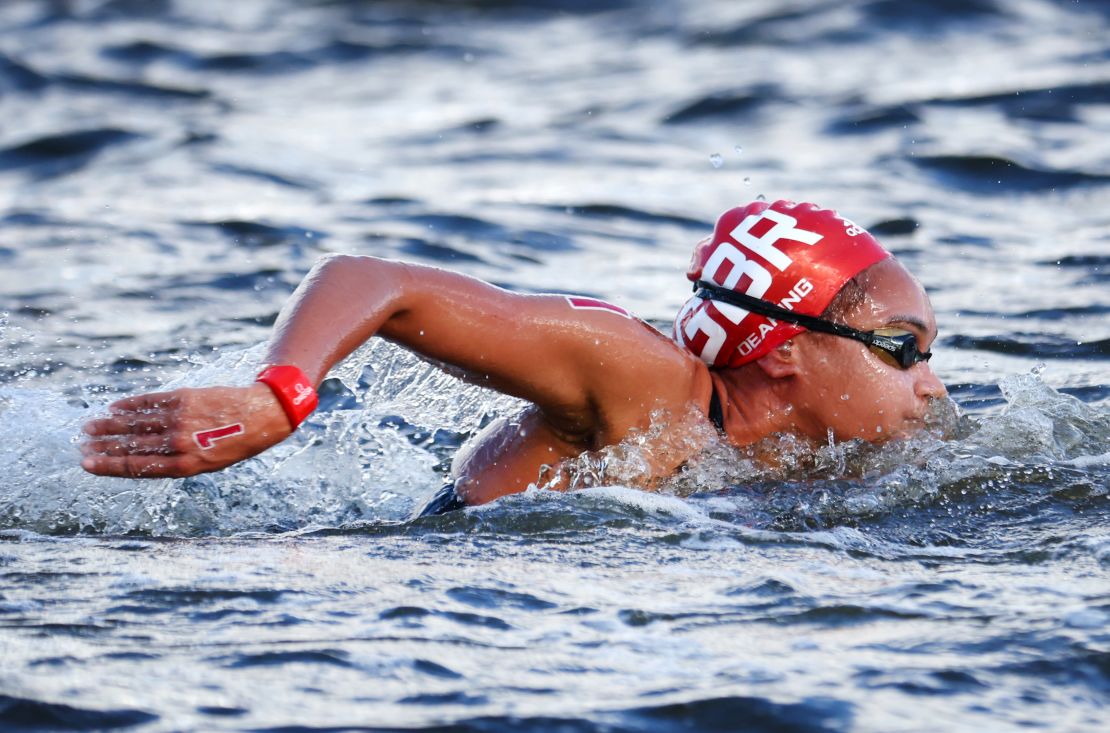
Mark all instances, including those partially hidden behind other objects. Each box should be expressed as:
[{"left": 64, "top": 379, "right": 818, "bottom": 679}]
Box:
[{"left": 692, "top": 280, "right": 929, "bottom": 367}]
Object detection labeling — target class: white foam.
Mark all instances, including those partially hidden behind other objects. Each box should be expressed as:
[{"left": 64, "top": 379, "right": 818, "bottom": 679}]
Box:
[
  {"left": 574, "top": 485, "right": 710, "bottom": 522},
  {"left": 1064, "top": 452, "right": 1110, "bottom": 468}
]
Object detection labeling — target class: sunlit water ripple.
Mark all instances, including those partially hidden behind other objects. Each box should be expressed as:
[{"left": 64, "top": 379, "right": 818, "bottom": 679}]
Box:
[{"left": 0, "top": 1, "right": 1107, "bottom": 731}]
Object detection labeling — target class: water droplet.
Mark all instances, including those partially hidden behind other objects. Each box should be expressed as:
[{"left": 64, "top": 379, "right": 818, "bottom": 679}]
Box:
[
  {"left": 709, "top": 153, "right": 724, "bottom": 169},
  {"left": 756, "top": 193, "right": 766, "bottom": 202},
  {"left": 734, "top": 145, "right": 743, "bottom": 155},
  {"left": 743, "top": 177, "right": 752, "bottom": 185},
  {"left": 840, "top": 394, "right": 850, "bottom": 401},
  {"left": 419, "top": 330, "right": 425, "bottom": 336}
]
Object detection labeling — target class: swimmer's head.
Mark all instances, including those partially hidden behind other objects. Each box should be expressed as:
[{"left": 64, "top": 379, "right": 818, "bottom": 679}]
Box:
[{"left": 673, "top": 200, "right": 891, "bottom": 368}]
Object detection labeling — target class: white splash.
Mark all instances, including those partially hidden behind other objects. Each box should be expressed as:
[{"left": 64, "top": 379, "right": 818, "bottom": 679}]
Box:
[{"left": 0, "top": 342, "right": 523, "bottom": 536}]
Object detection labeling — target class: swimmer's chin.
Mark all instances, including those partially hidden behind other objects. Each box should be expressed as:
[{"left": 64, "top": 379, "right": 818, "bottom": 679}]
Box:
[
  {"left": 838, "top": 417, "right": 927, "bottom": 444},
  {"left": 889, "top": 398, "right": 961, "bottom": 442},
  {"left": 886, "top": 420, "right": 925, "bottom": 442}
]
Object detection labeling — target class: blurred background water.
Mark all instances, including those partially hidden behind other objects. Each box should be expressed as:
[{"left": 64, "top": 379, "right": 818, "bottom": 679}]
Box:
[{"left": 0, "top": 0, "right": 1107, "bottom": 731}]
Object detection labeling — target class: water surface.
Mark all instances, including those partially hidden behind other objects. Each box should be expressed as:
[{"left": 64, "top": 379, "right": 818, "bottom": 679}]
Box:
[{"left": 1, "top": 1, "right": 1108, "bottom": 731}]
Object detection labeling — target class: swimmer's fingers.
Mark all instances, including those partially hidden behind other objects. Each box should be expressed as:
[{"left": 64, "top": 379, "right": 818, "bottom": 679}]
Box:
[
  {"left": 83, "top": 414, "right": 171, "bottom": 436},
  {"left": 80, "top": 384, "right": 292, "bottom": 479},
  {"left": 81, "top": 435, "right": 176, "bottom": 457},
  {"left": 83, "top": 390, "right": 186, "bottom": 436},
  {"left": 108, "top": 391, "right": 181, "bottom": 414},
  {"left": 80, "top": 454, "right": 201, "bottom": 479}
]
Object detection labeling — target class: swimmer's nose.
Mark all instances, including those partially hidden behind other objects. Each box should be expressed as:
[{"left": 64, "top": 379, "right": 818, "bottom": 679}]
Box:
[{"left": 914, "top": 363, "right": 947, "bottom": 400}]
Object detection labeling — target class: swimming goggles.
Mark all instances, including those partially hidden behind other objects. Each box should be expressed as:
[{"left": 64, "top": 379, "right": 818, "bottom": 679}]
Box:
[{"left": 694, "top": 281, "right": 932, "bottom": 369}]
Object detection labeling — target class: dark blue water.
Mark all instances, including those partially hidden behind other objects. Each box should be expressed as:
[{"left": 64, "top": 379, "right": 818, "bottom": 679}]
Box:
[{"left": 1, "top": 1, "right": 1108, "bottom": 731}]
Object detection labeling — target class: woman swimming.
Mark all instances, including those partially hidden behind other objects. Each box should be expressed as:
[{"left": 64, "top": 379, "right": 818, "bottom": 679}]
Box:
[{"left": 80, "top": 199, "right": 946, "bottom": 511}]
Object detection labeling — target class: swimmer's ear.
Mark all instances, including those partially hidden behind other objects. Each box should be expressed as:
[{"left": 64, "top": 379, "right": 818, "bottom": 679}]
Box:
[{"left": 754, "top": 340, "right": 798, "bottom": 379}]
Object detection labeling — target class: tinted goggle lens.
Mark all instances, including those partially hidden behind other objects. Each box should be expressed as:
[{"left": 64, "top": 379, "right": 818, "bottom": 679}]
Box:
[{"left": 868, "top": 328, "right": 932, "bottom": 369}]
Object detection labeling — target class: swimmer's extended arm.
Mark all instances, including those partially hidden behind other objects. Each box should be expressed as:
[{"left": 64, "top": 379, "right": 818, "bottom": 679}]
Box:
[
  {"left": 83, "top": 255, "right": 704, "bottom": 479},
  {"left": 265, "top": 256, "right": 688, "bottom": 429},
  {"left": 264, "top": 255, "right": 700, "bottom": 434}
]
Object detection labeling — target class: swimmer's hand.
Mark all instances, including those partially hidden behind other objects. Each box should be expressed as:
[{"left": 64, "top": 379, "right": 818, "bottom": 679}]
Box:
[{"left": 80, "top": 384, "right": 291, "bottom": 478}]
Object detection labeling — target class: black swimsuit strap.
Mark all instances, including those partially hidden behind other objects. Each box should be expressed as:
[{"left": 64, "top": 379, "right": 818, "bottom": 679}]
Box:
[{"left": 708, "top": 387, "right": 725, "bottom": 431}]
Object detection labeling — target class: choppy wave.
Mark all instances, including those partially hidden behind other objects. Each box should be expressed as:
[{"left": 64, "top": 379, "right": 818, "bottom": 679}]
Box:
[{"left": 911, "top": 155, "right": 1110, "bottom": 194}]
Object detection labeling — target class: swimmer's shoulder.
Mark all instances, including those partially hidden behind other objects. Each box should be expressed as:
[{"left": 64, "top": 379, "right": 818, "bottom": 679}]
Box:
[{"left": 586, "top": 315, "right": 716, "bottom": 436}]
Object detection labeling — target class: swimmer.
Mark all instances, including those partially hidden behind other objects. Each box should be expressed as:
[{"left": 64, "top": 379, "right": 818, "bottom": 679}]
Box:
[{"left": 80, "top": 200, "right": 947, "bottom": 515}]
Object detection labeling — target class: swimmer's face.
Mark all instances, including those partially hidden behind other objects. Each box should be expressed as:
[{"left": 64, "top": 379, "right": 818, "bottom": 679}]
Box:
[{"left": 789, "top": 258, "right": 947, "bottom": 442}]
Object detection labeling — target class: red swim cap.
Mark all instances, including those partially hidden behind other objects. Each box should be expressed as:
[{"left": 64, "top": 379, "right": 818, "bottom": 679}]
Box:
[{"left": 673, "top": 200, "right": 891, "bottom": 368}]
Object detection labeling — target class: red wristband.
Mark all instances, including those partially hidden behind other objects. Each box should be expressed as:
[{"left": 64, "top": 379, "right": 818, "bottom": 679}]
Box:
[{"left": 256, "top": 365, "right": 318, "bottom": 429}]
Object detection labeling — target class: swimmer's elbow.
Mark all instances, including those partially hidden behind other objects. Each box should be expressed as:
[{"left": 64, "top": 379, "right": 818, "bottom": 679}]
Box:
[
  {"left": 308, "top": 254, "right": 408, "bottom": 291},
  {"left": 310, "top": 252, "right": 385, "bottom": 273}
]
